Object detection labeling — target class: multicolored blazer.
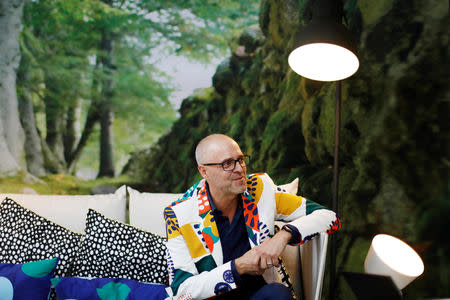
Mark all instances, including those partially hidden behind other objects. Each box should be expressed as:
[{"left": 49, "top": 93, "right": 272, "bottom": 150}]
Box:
[{"left": 163, "top": 173, "right": 340, "bottom": 300}]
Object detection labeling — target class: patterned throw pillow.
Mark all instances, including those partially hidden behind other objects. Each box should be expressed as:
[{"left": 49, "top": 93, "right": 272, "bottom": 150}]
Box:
[
  {"left": 0, "top": 198, "right": 82, "bottom": 277},
  {"left": 52, "top": 277, "right": 171, "bottom": 300},
  {"left": 70, "top": 209, "right": 169, "bottom": 285},
  {"left": 0, "top": 258, "right": 58, "bottom": 300}
]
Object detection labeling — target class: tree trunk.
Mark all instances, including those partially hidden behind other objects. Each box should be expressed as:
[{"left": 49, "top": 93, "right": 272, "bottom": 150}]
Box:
[
  {"left": 16, "top": 43, "right": 47, "bottom": 177},
  {"left": 43, "top": 77, "right": 66, "bottom": 167},
  {"left": 0, "top": 0, "right": 26, "bottom": 176},
  {"left": 66, "top": 103, "right": 100, "bottom": 173},
  {"left": 18, "top": 90, "right": 46, "bottom": 176},
  {"left": 97, "top": 27, "right": 115, "bottom": 178},
  {"left": 66, "top": 55, "right": 102, "bottom": 173},
  {"left": 0, "top": 120, "right": 22, "bottom": 174},
  {"left": 40, "top": 130, "right": 65, "bottom": 173},
  {"left": 98, "top": 99, "right": 115, "bottom": 177},
  {"left": 64, "top": 98, "right": 81, "bottom": 163}
]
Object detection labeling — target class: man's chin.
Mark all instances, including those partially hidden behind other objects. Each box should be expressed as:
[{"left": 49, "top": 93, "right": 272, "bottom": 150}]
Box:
[{"left": 232, "top": 179, "right": 247, "bottom": 194}]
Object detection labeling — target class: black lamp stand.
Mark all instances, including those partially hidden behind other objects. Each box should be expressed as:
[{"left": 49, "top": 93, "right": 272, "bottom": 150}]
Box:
[{"left": 329, "top": 80, "right": 341, "bottom": 300}]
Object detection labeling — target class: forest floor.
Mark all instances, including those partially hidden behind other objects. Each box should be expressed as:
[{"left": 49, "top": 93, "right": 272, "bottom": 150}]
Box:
[{"left": 0, "top": 172, "right": 134, "bottom": 195}]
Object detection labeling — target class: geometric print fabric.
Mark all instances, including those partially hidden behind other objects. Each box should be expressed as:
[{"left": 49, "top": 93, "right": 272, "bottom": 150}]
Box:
[
  {"left": 52, "top": 276, "right": 168, "bottom": 300},
  {"left": 69, "top": 209, "right": 169, "bottom": 285},
  {"left": 0, "top": 197, "right": 82, "bottom": 277},
  {"left": 0, "top": 258, "right": 58, "bottom": 300}
]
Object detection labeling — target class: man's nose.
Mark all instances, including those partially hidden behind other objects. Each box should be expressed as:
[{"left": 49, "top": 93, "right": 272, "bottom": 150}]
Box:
[{"left": 234, "top": 160, "right": 245, "bottom": 172}]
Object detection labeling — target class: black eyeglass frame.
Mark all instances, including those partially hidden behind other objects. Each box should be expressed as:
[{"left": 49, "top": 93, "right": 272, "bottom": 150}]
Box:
[{"left": 202, "top": 155, "right": 250, "bottom": 172}]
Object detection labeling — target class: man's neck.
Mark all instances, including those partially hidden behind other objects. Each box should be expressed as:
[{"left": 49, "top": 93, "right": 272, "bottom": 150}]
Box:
[{"left": 208, "top": 185, "right": 239, "bottom": 223}]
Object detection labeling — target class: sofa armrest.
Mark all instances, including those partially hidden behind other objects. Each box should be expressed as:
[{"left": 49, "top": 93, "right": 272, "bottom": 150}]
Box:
[{"left": 276, "top": 221, "right": 328, "bottom": 300}]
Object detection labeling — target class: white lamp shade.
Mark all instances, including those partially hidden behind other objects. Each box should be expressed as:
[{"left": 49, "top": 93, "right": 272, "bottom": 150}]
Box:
[
  {"left": 364, "top": 234, "right": 424, "bottom": 290},
  {"left": 288, "top": 43, "right": 359, "bottom": 81}
]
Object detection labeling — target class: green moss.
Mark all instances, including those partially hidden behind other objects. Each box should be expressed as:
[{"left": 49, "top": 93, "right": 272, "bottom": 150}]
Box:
[
  {"left": 358, "top": 0, "right": 394, "bottom": 26},
  {"left": 267, "top": 1, "right": 283, "bottom": 49},
  {"left": 259, "top": 0, "right": 271, "bottom": 36},
  {"left": 241, "top": 55, "right": 263, "bottom": 95},
  {"left": 192, "top": 87, "right": 216, "bottom": 101},
  {"left": 317, "top": 85, "right": 338, "bottom": 155},
  {"left": 228, "top": 111, "right": 244, "bottom": 138},
  {"left": 260, "top": 111, "right": 288, "bottom": 156}
]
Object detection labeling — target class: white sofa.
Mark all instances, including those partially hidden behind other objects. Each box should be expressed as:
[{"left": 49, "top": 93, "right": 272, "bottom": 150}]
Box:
[
  {"left": 0, "top": 186, "right": 127, "bottom": 234},
  {"left": 0, "top": 181, "right": 327, "bottom": 300}
]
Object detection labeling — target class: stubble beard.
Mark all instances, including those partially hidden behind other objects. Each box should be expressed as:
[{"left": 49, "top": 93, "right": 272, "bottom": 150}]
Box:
[{"left": 231, "top": 177, "right": 247, "bottom": 195}]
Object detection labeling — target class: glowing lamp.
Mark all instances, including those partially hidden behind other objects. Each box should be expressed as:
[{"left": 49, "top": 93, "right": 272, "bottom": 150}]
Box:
[
  {"left": 364, "top": 234, "right": 425, "bottom": 290},
  {"left": 288, "top": 43, "right": 359, "bottom": 81},
  {"left": 287, "top": 0, "right": 359, "bottom": 81}
]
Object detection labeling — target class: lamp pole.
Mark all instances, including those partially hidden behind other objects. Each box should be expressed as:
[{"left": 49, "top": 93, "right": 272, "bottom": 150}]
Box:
[
  {"left": 286, "top": 1, "right": 358, "bottom": 298},
  {"left": 329, "top": 80, "right": 341, "bottom": 299}
]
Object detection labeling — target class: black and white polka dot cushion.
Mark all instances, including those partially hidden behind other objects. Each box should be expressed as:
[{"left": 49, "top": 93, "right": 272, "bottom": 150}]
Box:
[
  {"left": 70, "top": 209, "right": 168, "bottom": 285},
  {"left": 0, "top": 197, "right": 82, "bottom": 277}
]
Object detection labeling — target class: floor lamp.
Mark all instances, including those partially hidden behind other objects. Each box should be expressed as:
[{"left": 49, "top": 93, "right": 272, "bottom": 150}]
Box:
[{"left": 287, "top": 0, "right": 359, "bottom": 299}]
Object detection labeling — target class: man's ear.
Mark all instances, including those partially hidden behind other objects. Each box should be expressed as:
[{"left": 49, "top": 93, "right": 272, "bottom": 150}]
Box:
[{"left": 198, "top": 165, "right": 207, "bottom": 179}]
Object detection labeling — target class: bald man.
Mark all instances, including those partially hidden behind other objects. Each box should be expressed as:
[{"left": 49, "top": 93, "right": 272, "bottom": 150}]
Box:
[{"left": 164, "top": 134, "right": 340, "bottom": 299}]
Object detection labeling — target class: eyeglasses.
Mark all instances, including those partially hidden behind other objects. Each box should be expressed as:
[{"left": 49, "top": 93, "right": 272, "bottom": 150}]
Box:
[{"left": 202, "top": 155, "right": 250, "bottom": 172}]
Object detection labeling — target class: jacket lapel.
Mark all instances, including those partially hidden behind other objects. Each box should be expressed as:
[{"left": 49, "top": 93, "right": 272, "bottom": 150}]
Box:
[
  {"left": 242, "top": 191, "right": 261, "bottom": 247},
  {"left": 196, "top": 183, "right": 224, "bottom": 265},
  {"left": 195, "top": 177, "right": 263, "bottom": 265}
]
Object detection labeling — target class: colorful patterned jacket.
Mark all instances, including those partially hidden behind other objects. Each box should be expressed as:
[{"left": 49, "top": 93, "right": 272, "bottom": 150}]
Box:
[{"left": 163, "top": 173, "right": 340, "bottom": 300}]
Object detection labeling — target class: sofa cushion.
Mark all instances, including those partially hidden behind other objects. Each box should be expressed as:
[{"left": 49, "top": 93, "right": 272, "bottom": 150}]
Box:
[
  {"left": 0, "top": 258, "right": 58, "bottom": 300},
  {"left": 70, "top": 209, "right": 168, "bottom": 285},
  {"left": 52, "top": 276, "right": 170, "bottom": 300},
  {"left": 277, "top": 177, "right": 299, "bottom": 195},
  {"left": 0, "top": 185, "right": 127, "bottom": 233},
  {"left": 0, "top": 198, "right": 82, "bottom": 277},
  {"left": 127, "top": 187, "right": 182, "bottom": 236}
]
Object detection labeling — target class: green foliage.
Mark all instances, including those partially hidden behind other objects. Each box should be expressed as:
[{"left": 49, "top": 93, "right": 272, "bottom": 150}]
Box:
[{"left": 17, "top": 0, "right": 259, "bottom": 175}]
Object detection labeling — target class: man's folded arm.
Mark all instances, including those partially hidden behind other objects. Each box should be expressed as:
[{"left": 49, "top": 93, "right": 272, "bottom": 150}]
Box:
[{"left": 274, "top": 191, "right": 341, "bottom": 246}]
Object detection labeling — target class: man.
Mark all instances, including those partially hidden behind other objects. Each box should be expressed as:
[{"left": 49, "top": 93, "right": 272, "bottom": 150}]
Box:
[{"left": 164, "top": 134, "right": 340, "bottom": 299}]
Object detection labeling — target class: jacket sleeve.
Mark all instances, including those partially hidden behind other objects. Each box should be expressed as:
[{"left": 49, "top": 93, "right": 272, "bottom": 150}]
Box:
[
  {"left": 273, "top": 185, "right": 341, "bottom": 246},
  {"left": 164, "top": 206, "right": 237, "bottom": 299}
]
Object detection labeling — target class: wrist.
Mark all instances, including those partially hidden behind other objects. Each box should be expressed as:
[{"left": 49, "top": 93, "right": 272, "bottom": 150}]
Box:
[
  {"left": 234, "top": 257, "right": 243, "bottom": 275},
  {"left": 281, "top": 224, "right": 296, "bottom": 244},
  {"left": 231, "top": 260, "right": 243, "bottom": 285},
  {"left": 278, "top": 227, "right": 293, "bottom": 244}
]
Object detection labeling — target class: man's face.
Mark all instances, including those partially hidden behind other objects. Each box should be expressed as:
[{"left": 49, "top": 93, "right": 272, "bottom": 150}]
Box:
[{"left": 199, "top": 139, "right": 247, "bottom": 197}]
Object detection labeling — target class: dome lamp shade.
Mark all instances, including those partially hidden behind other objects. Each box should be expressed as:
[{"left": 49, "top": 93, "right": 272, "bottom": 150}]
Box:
[{"left": 288, "top": 0, "right": 359, "bottom": 81}]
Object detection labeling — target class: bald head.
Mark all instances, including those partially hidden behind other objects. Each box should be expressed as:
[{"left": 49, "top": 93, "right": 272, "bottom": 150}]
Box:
[
  {"left": 195, "top": 134, "right": 239, "bottom": 165},
  {"left": 196, "top": 134, "right": 247, "bottom": 197}
]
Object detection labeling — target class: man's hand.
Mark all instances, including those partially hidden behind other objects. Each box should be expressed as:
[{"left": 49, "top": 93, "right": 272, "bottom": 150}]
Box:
[
  {"left": 234, "top": 230, "right": 292, "bottom": 275},
  {"left": 254, "top": 230, "right": 291, "bottom": 269},
  {"left": 234, "top": 247, "right": 265, "bottom": 275}
]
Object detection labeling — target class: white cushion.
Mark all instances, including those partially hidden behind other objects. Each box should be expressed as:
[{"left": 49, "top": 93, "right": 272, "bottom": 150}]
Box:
[
  {"left": 278, "top": 177, "right": 299, "bottom": 195},
  {"left": 127, "top": 187, "right": 183, "bottom": 237},
  {"left": 0, "top": 185, "right": 126, "bottom": 233}
]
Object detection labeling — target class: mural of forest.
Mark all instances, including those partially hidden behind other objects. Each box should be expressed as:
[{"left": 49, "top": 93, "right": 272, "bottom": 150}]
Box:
[
  {"left": 0, "top": 0, "right": 260, "bottom": 178},
  {"left": 0, "top": 0, "right": 449, "bottom": 299}
]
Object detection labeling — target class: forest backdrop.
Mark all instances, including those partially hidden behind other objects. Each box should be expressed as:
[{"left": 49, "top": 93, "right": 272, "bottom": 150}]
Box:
[
  {"left": 0, "top": 0, "right": 449, "bottom": 299},
  {"left": 0, "top": 0, "right": 259, "bottom": 178}
]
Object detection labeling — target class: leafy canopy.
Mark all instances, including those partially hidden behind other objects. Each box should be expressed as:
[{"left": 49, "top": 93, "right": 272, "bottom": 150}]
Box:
[{"left": 19, "top": 0, "right": 260, "bottom": 172}]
